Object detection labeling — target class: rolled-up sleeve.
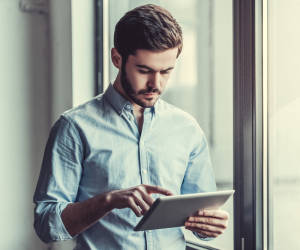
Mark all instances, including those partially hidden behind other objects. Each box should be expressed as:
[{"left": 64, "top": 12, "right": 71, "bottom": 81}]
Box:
[
  {"left": 181, "top": 127, "right": 217, "bottom": 241},
  {"left": 33, "top": 115, "right": 83, "bottom": 243}
]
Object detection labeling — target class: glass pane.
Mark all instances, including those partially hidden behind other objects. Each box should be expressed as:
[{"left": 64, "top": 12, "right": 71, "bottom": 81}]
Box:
[
  {"left": 108, "top": 1, "right": 233, "bottom": 249},
  {"left": 269, "top": 1, "right": 300, "bottom": 249}
]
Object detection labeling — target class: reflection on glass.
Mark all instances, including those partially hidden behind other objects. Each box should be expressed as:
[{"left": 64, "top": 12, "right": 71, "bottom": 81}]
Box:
[
  {"left": 108, "top": 0, "right": 233, "bottom": 249},
  {"left": 269, "top": 1, "right": 300, "bottom": 249}
]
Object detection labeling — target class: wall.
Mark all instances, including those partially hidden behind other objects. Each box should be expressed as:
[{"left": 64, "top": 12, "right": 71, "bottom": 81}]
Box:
[
  {"left": 0, "top": 0, "right": 94, "bottom": 249},
  {"left": 0, "top": 0, "right": 51, "bottom": 249}
]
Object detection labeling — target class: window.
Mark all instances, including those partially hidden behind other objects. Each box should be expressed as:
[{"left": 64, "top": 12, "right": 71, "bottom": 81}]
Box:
[{"left": 268, "top": 1, "right": 300, "bottom": 249}]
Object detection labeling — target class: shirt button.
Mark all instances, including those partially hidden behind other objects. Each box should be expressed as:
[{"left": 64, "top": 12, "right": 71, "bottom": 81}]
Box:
[
  {"left": 125, "top": 104, "right": 131, "bottom": 110},
  {"left": 143, "top": 169, "right": 147, "bottom": 174}
]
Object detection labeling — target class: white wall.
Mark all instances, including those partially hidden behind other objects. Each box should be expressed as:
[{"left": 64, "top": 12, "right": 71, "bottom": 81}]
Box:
[
  {"left": 0, "top": 0, "right": 94, "bottom": 249},
  {"left": 0, "top": 0, "right": 51, "bottom": 249},
  {"left": 72, "top": 0, "right": 95, "bottom": 107},
  {"left": 49, "top": 0, "right": 73, "bottom": 122}
]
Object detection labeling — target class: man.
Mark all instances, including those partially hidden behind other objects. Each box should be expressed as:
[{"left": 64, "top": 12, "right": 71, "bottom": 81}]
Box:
[{"left": 34, "top": 4, "right": 229, "bottom": 250}]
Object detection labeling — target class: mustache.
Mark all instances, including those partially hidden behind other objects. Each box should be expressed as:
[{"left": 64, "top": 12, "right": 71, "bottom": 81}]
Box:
[{"left": 138, "top": 88, "right": 161, "bottom": 95}]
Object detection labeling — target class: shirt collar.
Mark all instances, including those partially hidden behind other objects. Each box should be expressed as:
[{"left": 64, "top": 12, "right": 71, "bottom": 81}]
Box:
[
  {"left": 104, "top": 83, "right": 159, "bottom": 116},
  {"left": 104, "top": 83, "right": 132, "bottom": 115}
]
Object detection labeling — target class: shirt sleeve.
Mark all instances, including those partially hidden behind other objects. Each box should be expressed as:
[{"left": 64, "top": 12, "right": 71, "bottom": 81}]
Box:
[
  {"left": 180, "top": 127, "right": 217, "bottom": 241},
  {"left": 33, "top": 115, "right": 83, "bottom": 243}
]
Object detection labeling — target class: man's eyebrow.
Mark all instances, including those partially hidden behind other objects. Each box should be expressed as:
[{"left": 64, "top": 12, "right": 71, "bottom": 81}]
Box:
[{"left": 136, "top": 64, "right": 174, "bottom": 72}]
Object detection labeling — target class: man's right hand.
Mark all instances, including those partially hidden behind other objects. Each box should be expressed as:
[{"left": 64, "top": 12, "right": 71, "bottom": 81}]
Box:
[
  {"left": 61, "top": 184, "right": 173, "bottom": 237},
  {"left": 106, "top": 184, "right": 173, "bottom": 217}
]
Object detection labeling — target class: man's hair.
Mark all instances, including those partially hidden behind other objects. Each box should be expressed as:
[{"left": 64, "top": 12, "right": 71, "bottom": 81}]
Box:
[{"left": 114, "top": 4, "right": 183, "bottom": 63}]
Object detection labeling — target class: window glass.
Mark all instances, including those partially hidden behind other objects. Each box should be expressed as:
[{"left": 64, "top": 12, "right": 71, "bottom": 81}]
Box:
[
  {"left": 269, "top": 1, "right": 300, "bottom": 249},
  {"left": 108, "top": 1, "right": 233, "bottom": 249}
]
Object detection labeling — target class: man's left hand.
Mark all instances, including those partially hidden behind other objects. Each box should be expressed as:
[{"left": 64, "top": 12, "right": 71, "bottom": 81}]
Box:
[{"left": 184, "top": 209, "right": 229, "bottom": 238}]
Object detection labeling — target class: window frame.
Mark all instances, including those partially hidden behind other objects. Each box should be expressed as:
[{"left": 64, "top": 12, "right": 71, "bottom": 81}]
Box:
[
  {"left": 233, "top": 0, "right": 264, "bottom": 250},
  {"left": 95, "top": 0, "right": 104, "bottom": 94}
]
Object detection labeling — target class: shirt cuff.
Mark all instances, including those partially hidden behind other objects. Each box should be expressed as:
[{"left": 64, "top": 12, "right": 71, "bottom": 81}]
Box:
[
  {"left": 34, "top": 201, "right": 73, "bottom": 243},
  {"left": 55, "top": 202, "right": 73, "bottom": 240}
]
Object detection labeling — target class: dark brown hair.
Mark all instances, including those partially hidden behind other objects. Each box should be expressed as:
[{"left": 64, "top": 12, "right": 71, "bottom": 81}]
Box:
[{"left": 114, "top": 4, "right": 183, "bottom": 63}]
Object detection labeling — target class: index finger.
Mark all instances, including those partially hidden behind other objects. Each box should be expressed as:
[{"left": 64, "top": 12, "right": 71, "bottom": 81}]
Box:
[{"left": 144, "top": 184, "right": 174, "bottom": 196}]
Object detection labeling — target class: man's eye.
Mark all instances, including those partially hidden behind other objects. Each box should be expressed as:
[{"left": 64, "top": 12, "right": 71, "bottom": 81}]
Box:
[
  {"left": 161, "top": 70, "right": 170, "bottom": 75},
  {"left": 138, "top": 70, "right": 150, "bottom": 74}
]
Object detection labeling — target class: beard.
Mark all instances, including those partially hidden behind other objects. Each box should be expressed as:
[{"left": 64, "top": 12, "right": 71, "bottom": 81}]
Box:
[{"left": 120, "top": 63, "right": 161, "bottom": 108}]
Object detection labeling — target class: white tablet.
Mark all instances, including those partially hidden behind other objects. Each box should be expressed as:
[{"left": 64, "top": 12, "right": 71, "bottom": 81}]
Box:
[{"left": 134, "top": 189, "right": 234, "bottom": 231}]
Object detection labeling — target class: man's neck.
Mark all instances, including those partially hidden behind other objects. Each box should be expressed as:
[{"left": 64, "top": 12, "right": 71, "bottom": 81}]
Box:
[
  {"left": 113, "top": 78, "right": 144, "bottom": 115},
  {"left": 113, "top": 79, "right": 144, "bottom": 132}
]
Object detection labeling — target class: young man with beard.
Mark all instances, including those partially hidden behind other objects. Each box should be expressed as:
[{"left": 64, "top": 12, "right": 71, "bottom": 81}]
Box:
[{"left": 33, "top": 4, "right": 229, "bottom": 250}]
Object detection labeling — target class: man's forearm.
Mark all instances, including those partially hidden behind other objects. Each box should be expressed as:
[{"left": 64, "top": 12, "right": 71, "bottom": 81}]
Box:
[
  {"left": 61, "top": 184, "right": 173, "bottom": 237},
  {"left": 61, "top": 191, "right": 113, "bottom": 237}
]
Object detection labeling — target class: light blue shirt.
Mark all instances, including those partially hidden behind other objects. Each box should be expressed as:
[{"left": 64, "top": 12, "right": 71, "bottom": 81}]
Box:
[{"left": 33, "top": 84, "right": 216, "bottom": 250}]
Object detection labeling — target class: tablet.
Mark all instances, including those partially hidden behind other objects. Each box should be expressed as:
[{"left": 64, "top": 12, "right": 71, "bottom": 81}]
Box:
[{"left": 134, "top": 189, "right": 234, "bottom": 231}]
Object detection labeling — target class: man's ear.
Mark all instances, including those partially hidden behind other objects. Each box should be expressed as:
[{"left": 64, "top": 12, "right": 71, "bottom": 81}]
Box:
[{"left": 111, "top": 48, "right": 122, "bottom": 69}]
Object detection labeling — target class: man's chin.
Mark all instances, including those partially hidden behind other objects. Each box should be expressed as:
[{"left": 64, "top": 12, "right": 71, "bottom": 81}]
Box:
[
  {"left": 133, "top": 97, "right": 158, "bottom": 108},
  {"left": 139, "top": 101, "right": 156, "bottom": 108}
]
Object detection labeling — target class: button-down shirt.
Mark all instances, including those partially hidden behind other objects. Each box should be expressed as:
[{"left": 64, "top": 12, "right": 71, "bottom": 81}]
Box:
[{"left": 33, "top": 84, "right": 216, "bottom": 250}]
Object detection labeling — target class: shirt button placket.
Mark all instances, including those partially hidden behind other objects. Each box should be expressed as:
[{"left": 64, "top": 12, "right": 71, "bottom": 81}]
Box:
[
  {"left": 139, "top": 111, "right": 153, "bottom": 250},
  {"left": 139, "top": 138, "right": 148, "bottom": 185},
  {"left": 139, "top": 111, "right": 151, "bottom": 186}
]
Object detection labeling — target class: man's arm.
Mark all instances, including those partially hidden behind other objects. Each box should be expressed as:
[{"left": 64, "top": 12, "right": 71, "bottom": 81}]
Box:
[
  {"left": 34, "top": 116, "right": 173, "bottom": 242},
  {"left": 61, "top": 184, "right": 173, "bottom": 237},
  {"left": 180, "top": 127, "right": 229, "bottom": 239},
  {"left": 33, "top": 116, "right": 84, "bottom": 243}
]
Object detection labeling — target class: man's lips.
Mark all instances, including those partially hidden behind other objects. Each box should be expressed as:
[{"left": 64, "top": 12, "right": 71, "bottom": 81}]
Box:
[
  {"left": 141, "top": 91, "right": 160, "bottom": 96},
  {"left": 142, "top": 93, "right": 158, "bottom": 98}
]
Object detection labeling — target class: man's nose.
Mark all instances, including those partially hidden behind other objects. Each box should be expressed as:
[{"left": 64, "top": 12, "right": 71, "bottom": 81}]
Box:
[{"left": 147, "top": 72, "right": 161, "bottom": 90}]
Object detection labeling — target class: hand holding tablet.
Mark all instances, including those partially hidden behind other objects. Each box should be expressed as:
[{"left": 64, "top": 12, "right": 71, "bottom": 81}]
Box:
[
  {"left": 134, "top": 190, "right": 234, "bottom": 231},
  {"left": 184, "top": 208, "right": 230, "bottom": 238}
]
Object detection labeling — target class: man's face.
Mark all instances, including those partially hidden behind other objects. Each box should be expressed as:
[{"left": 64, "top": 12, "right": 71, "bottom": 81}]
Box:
[{"left": 120, "top": 48, "right": 178, "bottom": 108}]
